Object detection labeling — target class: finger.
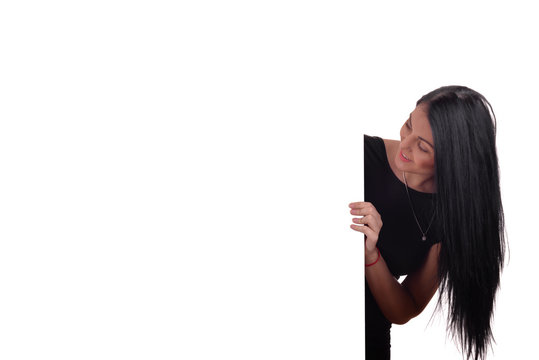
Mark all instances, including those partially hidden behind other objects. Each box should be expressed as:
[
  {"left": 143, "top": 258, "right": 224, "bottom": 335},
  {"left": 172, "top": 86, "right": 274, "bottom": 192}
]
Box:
[
  {"left": 355, "top": 214, "right": 382, "bottom": 229},
  {"left": 351, "top": 224, "right": 378, "bottom": 241},
  {"left": 352, "top": 216, "right": 370, "bottom": 224},
  {"left": 352, "top": 203, "right": 381, "bottom": 217},
  {"left": 351, "top": 220, "right": 380, "bottom": 238},
  {"left": 350, "top": 208, "right": 366, "bottom": 216},
  {"left": 350, "top": 207, "right": 378, "bottom": 216},
  {"left": 349, "top": 201, "right": 373, "bottom": 209}
]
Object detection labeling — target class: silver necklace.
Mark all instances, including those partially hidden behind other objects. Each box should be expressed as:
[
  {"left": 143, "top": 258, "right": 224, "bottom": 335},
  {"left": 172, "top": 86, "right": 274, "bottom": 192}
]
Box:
[{"left": 402, "top": 172, "right": 436, "bottom": 241}]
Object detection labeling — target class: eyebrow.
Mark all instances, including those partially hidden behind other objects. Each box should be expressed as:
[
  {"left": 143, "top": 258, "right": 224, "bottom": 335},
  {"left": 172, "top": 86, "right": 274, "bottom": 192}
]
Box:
[
  {"left": 418, "top": 136, "right": 434, "bottom": 149},
  {"left": 409, "top": 113, "right": 435, "bottom": 149}
]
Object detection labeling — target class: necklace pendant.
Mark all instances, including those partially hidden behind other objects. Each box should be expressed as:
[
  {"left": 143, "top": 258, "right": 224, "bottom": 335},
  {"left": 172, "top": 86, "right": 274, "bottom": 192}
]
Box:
[{"left": 422, "top": 235, "right": 427, "bottom": 241}]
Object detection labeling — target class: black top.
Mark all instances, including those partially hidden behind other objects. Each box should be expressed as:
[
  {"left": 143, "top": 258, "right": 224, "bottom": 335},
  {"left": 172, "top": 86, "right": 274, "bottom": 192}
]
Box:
[{"left": 364, "top": 135, "right": 440, "bottom": 358}]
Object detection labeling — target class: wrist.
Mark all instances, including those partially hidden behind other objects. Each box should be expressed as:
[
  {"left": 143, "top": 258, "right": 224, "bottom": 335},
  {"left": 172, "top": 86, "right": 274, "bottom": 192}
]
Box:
[{"left": 365, "top": 248, "right": 381, "bottom": 267}]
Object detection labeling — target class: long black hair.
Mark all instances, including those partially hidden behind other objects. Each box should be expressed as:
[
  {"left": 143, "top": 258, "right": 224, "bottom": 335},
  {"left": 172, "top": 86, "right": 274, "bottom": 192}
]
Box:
[{"left": 417, "top": 86, "right": 506, "bottom": 360}]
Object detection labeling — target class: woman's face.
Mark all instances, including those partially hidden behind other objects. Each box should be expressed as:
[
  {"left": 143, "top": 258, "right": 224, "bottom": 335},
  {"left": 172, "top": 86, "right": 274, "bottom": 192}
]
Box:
[{"left": 395, "top": 104, "right": 435, "bottom": 177}]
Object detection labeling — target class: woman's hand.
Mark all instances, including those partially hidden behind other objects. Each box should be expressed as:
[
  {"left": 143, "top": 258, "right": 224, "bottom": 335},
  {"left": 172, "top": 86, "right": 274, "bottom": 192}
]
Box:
[{"left": 349, "top": 202, "right": 383, "bottom": 262}]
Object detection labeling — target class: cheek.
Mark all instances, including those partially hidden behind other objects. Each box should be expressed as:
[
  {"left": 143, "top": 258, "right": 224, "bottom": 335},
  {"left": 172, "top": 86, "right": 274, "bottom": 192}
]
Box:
[{"left": 417, "top": 154, "right": 435, "bottom": 173}]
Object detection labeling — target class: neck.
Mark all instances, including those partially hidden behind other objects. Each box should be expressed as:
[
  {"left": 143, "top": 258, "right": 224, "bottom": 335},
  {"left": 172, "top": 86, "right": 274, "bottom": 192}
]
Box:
[{"left": 403, "top": 172, "right": 436, "bottom": 193}]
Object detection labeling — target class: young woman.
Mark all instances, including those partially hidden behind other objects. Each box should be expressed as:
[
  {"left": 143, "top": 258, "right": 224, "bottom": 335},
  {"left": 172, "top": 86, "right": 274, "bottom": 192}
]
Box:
[{"left": 349, "top": 86, "right": 506, "bottom": 360}]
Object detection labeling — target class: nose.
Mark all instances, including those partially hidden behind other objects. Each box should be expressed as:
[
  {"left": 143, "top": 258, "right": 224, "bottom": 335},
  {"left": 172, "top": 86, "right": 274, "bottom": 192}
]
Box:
[{"left": 400, "top": 133, "right": 413, "bottom": 150}]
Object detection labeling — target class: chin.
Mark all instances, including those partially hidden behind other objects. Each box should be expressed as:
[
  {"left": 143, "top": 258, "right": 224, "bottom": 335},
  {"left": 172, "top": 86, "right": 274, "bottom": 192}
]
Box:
[{"left": 394, "top": 156, "right": 406, "bottom": 171}]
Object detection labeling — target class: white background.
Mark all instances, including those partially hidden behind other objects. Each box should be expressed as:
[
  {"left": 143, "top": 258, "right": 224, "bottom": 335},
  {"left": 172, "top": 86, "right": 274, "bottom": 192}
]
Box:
[{"left": 0, "top": 1, "right": 536, "bottom": 359}]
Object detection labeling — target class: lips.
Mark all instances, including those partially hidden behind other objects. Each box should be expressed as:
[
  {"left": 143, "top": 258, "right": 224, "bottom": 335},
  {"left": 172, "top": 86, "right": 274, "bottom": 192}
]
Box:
[{"left": 399, "top": 150, "right": 411, "bottom": 162}]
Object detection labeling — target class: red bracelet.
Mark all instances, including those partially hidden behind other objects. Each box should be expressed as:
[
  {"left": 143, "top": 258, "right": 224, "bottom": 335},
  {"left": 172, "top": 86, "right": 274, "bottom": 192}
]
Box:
[{"left": 365, "top": 248, "right": 381, "bottom": 267}]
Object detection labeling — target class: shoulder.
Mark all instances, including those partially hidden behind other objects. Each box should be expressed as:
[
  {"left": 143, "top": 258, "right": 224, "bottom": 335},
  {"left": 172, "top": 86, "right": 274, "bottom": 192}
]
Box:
[
  {"left": 382, "top": 138, "right": 400, "bottom": 176},
  {"left": 364, "top": 135, "right": 386, "bottom": 168},
  {"left": 364, "top": 135, "right": 391, "bottom": 157},
  {"left": 364, "top": 134, "right": 382, "bottom": 147},
  {"left": 364, "top": 135, "right": 398, "bottom": 153},
  {"left": 364, "top": 135, "right": 399, "bottom": 172}
]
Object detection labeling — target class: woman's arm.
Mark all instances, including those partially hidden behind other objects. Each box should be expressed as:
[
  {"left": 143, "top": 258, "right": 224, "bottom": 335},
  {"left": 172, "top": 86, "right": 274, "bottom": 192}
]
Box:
[
  {"left": 365, "top": 243, "right": 440, "bottom": 325},
  {"left": 350, "top": 202, "right": 440, "bottom": 325}
]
